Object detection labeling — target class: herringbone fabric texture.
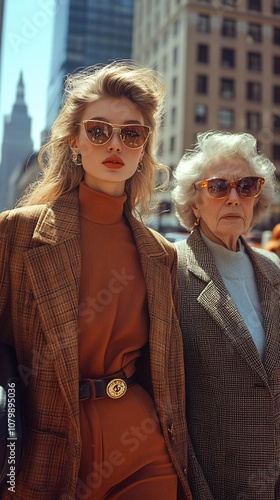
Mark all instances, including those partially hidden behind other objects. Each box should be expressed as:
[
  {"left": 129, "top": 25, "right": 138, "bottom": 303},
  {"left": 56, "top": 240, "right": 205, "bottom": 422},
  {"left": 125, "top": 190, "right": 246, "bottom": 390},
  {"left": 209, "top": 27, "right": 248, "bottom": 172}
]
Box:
[{"left": 176, "top": 229, "right": 280, "bottom": 500}]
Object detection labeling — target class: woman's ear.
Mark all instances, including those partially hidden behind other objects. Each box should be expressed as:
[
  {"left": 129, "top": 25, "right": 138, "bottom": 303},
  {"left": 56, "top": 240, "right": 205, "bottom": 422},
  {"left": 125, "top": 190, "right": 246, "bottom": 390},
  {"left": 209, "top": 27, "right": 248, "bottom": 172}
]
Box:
[
  {"left": 68, "top": 136, "right": 78, "bottom": 150},
  {"left": 191, "top": 203, "right": 200, "bottom": 219}
]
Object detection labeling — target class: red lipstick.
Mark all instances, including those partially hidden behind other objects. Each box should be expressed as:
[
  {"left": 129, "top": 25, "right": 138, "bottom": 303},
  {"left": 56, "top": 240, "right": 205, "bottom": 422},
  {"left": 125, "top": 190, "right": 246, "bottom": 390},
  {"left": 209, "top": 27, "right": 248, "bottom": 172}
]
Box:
[{"left": 102, "top": 156, "right": 124, "bottom": 169}]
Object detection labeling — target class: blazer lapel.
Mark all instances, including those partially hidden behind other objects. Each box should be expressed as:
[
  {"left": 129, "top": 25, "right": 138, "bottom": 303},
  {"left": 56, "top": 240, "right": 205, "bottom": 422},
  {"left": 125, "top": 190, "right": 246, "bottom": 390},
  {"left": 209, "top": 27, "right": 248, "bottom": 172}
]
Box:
[
  {"left": 125, "top": 211, "right": 173, "bottom": 397},
  {"left": 24, "top": 190, "right": 81, "bottom": 427},
  {"left": 187, "top": 232, "right": 268, "bottom": 383}
]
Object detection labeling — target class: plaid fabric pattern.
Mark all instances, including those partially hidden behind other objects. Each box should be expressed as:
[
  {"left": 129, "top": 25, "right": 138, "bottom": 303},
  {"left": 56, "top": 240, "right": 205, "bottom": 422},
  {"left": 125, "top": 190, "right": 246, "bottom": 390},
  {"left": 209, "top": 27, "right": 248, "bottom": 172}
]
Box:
[
  {"left": 176, "top": 230, "right": 280, "bottom": 500},
  {"left": 0, "top": 189, "right": 191, "bottom": 499}
]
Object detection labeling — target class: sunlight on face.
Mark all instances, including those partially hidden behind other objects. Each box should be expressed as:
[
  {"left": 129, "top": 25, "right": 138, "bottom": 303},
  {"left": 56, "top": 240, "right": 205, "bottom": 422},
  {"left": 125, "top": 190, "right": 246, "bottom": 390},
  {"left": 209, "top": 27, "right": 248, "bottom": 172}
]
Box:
[
  {"left": 192, "top": 157, "right": 258, "bottom": 251},
  {"left": 70, "top": 96, "right": 145, "bottom": 196}
]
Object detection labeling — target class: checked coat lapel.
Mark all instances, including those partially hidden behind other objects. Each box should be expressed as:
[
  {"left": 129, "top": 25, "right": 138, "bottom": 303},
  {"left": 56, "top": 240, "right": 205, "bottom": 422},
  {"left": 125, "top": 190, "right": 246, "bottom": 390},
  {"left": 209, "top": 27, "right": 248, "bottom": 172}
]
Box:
[
  {"left": 178, "top": 230, "right": 280, "bottom": 383},
  {"left": 126, "top": 209, "right": 179, "bottom": 399},
  {"left": 23, "top": 191, "right": 81, "bottom": 431}
]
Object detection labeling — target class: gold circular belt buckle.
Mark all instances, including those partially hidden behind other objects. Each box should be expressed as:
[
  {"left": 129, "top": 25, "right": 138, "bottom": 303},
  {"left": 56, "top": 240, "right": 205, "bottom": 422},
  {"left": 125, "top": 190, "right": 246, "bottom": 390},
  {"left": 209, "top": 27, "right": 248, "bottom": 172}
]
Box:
[{"left": 106, "top": 378, "right": 127, "bottom": 399}]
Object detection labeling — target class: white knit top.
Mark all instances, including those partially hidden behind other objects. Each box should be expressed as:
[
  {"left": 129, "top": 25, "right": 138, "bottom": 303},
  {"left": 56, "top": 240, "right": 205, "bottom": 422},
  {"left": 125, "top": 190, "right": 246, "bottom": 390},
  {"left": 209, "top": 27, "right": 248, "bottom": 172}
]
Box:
[{"left": 200, "top": 231, "right": 266, "bottom": 361}]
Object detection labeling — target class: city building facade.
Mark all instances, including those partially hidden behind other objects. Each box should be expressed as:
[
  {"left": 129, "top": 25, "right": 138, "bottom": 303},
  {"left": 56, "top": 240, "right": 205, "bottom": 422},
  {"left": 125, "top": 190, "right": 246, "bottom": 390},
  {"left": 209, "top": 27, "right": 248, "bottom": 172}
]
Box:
[
  {"left": 132, "top": 0, "right": 280, "bottom": 228},
  {"left": 46, "top": 0, "right": 135, "bottom": 131},
  {"left": 0, "top": 72, "right": 33, "bottom": 210}
]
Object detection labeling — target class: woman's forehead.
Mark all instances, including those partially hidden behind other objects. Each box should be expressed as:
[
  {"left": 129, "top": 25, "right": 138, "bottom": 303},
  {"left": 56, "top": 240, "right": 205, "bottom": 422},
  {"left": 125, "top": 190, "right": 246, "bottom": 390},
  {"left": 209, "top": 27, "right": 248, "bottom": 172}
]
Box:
[{"left": 204, "top": 157, "right": 251, "bottom": 179}]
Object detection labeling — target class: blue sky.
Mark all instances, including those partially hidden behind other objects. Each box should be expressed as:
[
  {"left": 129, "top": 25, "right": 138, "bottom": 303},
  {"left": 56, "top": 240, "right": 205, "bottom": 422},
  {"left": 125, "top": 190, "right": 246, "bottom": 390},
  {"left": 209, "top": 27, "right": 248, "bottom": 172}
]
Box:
[{"left": 0, "top": 0, "right": 56, "bottom": 157}]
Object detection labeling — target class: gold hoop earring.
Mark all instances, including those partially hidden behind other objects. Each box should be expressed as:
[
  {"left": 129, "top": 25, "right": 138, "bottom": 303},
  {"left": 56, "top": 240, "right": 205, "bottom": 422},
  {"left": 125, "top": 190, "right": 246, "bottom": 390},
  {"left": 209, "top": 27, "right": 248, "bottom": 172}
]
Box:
[
  {"left": 137, "top": 159, "right": 143, "bottom": 172},
  {"left": 193, "top": 217, "right": 200, "bottom": 227},
  {"left": 71, "top": 150, "right": 82, "bottom": 166}
]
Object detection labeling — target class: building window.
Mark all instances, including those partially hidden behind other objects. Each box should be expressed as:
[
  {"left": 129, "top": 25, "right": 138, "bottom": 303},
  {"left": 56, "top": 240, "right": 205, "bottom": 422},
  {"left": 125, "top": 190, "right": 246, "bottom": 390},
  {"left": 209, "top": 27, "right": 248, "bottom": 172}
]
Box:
[
  {"left": 220, "top": 78, "right": 235, "bottom": 98},
  {"left": 197, "top": 44, "right": 209, "bottom": 63},
  {"left": 221, "top": 48, "right": 235, "bottom": 68},
  {"left": 222, "top": 0, "right": 237, "bottom": 6},
  {"left": 173, "top": 19, "right": 180, "bottom": 35},
  {"left": 247, "top": 0, "right": 262, "bottom": 11},
  {"left": 221, "top": 18, "right": 236, "bottom": 37},
  {"left": 273, "top": 85, "right": 280, "bottom": 103},
  {"left": 166, "top": 0, "right": 171, "bottom": 15},
  {"left": 248, "top": 23, "right": 262, "bottom": 42},
  {"left": 172, "top": 77, "right": 178, "bottom": 96},
  {"left": 196, "top": 75, "right": 208, "bottom": 94},
  {"left": 274, "top": 56, "right": 280, "bottom": 74},
  {"left": 171, "top": 107, "right": 177, "bottom": 124},
  {"left": 173, "top": 46, "right": 179, "bottom": 66},
  {"left": 272, "top": 0, "right": 280, "bottom": 14},
  {"left": 246, "top": 112, "right": 262, "bottom": 131},
  {"left": 247, "top": 82, "right": 262, "bottom": 101},
  {"left": 274, "top": 27, "right": 280, "bottom": 44},
  {"left": 273, "top": 113, "right": 280, "bottom": 133},
  {"left": 218, "top": 108, "right": 234, "bottom": 128},
  {"left": 170, "top": 136, "right": 176, "bottom": 152},
  {"left": 247, "top": 52, "right": 262, "bottom": 71},
  {"left": 273, "top": 144, "right": 280, "bottom": 160},
  {"left": 197, "top": 14, "right": 211, "bottom": 33},
  {"left": 195, "top": 104, "right": 208, "bottom": 123}
]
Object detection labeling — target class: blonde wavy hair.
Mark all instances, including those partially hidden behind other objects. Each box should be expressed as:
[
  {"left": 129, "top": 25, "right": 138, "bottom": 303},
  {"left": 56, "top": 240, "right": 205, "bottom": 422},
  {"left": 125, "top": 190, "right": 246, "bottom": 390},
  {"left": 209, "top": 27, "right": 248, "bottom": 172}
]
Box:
[{"left": 18, "top": 61, "right": 168, "bottom": 216}]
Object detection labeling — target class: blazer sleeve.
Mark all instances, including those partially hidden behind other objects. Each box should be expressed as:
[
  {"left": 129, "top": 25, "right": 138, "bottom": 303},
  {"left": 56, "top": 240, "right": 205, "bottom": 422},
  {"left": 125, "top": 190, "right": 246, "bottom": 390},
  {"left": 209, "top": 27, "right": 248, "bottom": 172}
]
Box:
[
  {"left": 188, "top": 434, "right": 214, "bottom": 500},
  {"left": 0, "top": 210, "right": 13, "bottom": 345}
]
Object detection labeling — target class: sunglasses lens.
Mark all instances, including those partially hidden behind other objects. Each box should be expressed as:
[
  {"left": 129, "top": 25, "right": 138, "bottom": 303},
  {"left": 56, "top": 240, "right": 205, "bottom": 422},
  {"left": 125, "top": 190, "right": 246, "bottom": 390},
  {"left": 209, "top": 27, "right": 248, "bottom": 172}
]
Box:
[
  {"left": 238, "top": 177, "right": 261, "bottom": 197},
  {"left": 207, "top": 179, "right": 229, "bottom": 198},
  {"left": 205, "top": 177, "right": 263, "bottom": 198},
  {"left": 84, "top": 121, "right": 113, "bottom": 145},
  {"left": 82, "top": 121, "right": 149, "bottom": 148},
  {"left": 121, "top": 125, "right": 149, "bottom": 149}
]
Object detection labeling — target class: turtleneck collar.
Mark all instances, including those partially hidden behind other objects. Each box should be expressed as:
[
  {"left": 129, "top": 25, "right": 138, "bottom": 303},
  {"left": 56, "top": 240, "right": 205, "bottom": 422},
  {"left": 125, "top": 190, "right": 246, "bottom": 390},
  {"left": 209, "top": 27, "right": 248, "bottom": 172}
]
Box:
[
  {"left": 79, "top": 181, "right": 127, "bottom": 225},
  {"left": 199, "top": 229, "right": 253, "bottom": 279}
]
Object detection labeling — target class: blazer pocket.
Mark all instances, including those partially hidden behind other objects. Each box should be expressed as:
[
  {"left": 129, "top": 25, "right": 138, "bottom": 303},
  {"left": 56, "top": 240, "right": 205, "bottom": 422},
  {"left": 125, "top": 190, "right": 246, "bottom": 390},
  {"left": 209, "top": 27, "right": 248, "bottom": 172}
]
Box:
[{"left": 22, "top": 428, "right": 68, "bottom": 491}]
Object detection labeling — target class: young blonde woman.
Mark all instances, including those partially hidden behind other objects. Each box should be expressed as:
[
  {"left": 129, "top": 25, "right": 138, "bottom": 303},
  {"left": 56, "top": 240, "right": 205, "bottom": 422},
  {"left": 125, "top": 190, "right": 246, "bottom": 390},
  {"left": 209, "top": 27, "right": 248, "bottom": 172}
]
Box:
[{"left": 0, "top": 61, "right": 191, "bottom": 500}]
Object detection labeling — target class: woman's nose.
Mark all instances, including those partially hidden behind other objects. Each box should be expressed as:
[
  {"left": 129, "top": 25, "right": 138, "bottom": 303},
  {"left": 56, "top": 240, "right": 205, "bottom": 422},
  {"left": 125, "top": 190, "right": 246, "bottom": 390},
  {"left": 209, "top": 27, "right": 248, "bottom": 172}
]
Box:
[
  {"left": 107, "top": 130, "right": 122, "bottom": 152},
  {"left": 225, "top": 187, "right": 240, "bottom": 204}
]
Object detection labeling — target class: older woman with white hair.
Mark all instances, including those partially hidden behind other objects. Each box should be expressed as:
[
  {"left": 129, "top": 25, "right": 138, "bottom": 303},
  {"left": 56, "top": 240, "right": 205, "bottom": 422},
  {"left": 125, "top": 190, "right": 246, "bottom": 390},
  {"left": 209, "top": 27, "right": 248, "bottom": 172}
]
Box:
[{"left": 172, "top": 130, "right": 280, "bottom": 500}]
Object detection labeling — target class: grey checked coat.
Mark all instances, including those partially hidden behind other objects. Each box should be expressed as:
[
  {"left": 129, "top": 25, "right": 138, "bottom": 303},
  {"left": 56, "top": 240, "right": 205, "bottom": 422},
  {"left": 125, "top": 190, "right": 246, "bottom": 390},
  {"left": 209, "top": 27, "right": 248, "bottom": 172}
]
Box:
[{"left": 176, "top": 229, "right": 280, "bottom": 500}]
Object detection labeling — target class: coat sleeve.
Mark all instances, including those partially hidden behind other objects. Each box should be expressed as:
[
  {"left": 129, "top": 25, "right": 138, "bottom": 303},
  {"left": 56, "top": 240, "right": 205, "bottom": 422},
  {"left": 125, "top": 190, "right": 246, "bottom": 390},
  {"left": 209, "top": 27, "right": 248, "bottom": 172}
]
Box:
[
  {"left": 0, "top": 210, "right": 13, "bottom": 345},
  {"left": 187, "top": 434, "right": 214, "bottom": 499}
]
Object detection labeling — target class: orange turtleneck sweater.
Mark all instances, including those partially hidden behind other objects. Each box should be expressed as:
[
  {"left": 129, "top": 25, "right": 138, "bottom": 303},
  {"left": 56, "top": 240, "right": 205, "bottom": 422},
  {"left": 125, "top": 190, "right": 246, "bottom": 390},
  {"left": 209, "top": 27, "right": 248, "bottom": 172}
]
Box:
[
  {"left": 77, "top": 183, "right": 177, "bottom": 499},
  {"left": 78, "top": 181, "right": 149, "bottom": 379}
]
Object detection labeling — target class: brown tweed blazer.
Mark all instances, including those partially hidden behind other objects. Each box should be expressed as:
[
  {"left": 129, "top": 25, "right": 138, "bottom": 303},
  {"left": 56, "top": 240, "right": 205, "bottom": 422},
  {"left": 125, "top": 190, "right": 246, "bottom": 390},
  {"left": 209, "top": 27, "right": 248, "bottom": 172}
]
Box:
[
  {"left": 176, "top": 229, "right": 280, "bottom": 500},
  {"left": 0, "top": 189, "right": 192, "bottom": 500}
]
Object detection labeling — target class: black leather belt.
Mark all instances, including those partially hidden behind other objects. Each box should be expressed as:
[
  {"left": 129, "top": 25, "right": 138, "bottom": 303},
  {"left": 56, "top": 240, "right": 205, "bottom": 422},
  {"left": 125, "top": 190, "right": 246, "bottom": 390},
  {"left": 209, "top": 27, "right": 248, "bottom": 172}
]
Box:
[{"left": 79, "top": 374, "right": 136, "bottom": 401}]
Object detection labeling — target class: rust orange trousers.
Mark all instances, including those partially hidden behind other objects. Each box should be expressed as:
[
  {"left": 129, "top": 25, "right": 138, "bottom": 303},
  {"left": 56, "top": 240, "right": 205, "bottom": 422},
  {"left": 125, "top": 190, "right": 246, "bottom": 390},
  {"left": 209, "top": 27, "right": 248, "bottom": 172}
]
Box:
[{"left": 76, "top": 384, "right": 178, "bottom": 499}]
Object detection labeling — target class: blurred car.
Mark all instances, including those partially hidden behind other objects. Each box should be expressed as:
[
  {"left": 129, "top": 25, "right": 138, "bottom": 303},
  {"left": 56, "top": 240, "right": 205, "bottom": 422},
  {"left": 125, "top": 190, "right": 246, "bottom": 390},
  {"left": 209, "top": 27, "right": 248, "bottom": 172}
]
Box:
[{"left": 164, "top": 232, "right": 189, "bottom": 243}]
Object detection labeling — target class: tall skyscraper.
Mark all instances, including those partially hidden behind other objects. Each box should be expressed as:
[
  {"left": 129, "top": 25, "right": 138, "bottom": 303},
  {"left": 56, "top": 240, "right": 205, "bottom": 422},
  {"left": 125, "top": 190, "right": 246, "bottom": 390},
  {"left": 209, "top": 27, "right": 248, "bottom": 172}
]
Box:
[
  {"left": 133, "top": 0, "right": 280, "bottom": 227},
  {"left": 0, "top": 72, "right": 33, "bottom": 210},
  {"left": 46, "top": 0, "right": 135, "bottom": 131},
  {"left": 0, "top": 0, "right": 5, "bottom": 96}
]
